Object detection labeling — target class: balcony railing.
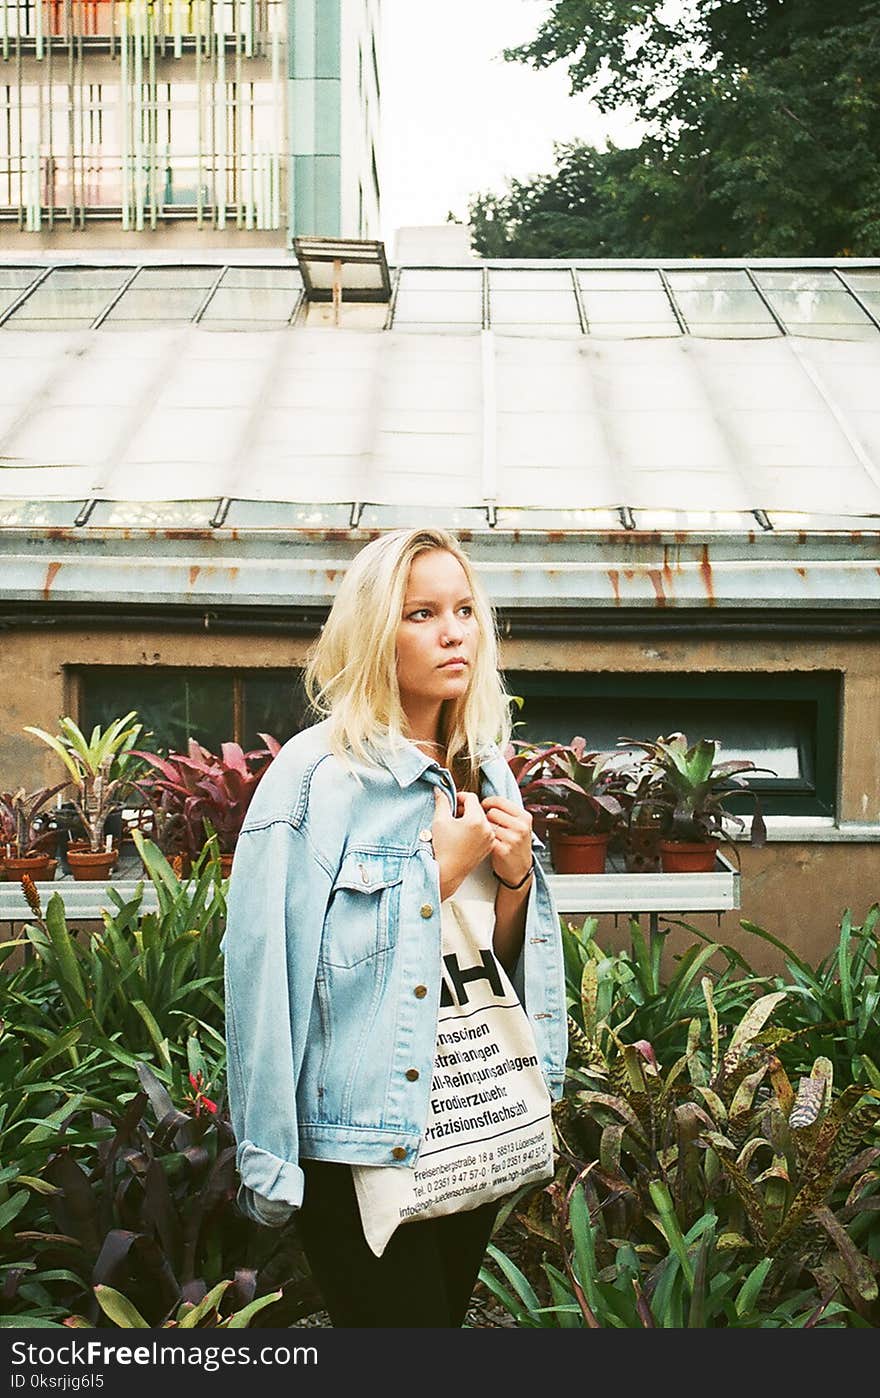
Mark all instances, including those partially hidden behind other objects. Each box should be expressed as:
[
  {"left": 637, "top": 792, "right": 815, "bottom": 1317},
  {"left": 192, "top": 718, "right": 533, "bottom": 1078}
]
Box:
[{"left": 0, "top": 0, "right": 284, "bottom": 57}]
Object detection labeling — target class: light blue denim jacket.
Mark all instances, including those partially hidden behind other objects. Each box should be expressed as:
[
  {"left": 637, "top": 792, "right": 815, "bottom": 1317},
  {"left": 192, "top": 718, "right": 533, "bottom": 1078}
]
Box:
[{"left": 221, "top": 719, "right": 568, "bottom": 1222}]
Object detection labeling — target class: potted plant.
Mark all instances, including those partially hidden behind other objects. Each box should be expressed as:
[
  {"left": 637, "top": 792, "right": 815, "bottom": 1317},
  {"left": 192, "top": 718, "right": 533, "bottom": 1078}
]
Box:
[
  {"left": 0, "top": 783, "right": 67, "bottom": 880},
  {"left": 132, "top": 734, "right": 280, "bottom": 876},
  {"left": 23, "top": 712, "right": 145, "bottom": 880},
  {"left": 620, "top": 732, "right": 772, "bottom": 872},
  {"left": 509, "top": 737, "right": 625, "bottom": 874}
]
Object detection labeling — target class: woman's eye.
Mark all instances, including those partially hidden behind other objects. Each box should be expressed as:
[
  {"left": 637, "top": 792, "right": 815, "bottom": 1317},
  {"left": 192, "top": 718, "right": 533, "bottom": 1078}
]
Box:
[
  {"left": 408, "top": 609, "right": 431, "bottom": 621},
  {"left": 459, "top": 606, "right": 473, "bottom": 617}
]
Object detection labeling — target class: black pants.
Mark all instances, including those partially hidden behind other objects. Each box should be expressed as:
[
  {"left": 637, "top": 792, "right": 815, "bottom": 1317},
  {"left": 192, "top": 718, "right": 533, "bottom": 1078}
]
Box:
[{"left": 297, "top": 1159, "right": 500, "bottom": 1328}]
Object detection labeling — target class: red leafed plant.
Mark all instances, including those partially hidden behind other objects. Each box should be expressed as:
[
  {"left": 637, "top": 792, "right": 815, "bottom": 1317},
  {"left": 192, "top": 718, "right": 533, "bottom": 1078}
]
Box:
[{"left": 132, "top": 735, "right": 281, "bottom": 859}]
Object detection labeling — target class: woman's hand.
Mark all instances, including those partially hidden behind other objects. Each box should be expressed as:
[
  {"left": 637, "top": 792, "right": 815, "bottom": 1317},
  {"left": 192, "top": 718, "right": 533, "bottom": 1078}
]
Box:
[
  {"left": 432, "top": 788, "right": 495, "bottom": 901},
  {"left": 481, "top": 796, "right": 534, "bottom": 888}
]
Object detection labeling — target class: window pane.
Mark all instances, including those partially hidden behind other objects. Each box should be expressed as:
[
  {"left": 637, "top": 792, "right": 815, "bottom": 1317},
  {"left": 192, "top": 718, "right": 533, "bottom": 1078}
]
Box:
[
  {"left": 242, "top": 671, "right": 310, "bottom": 749},
  {"left": 580, "top": 289, "right": 678, "bottom": 326},
  {"left": 666, "top": 271, "right": 752, "bottom": 291},
  {"left": 671, "top": 289, "right": 775, "bottom": 325},
  {"left": 511, "top": 697, "right": 810, "bottom": 782},
  {"left": 577, "top": 270, "right": 662, "bottom": 290},
  {"left": 80, "top": 669, "right": 233, "bottom": 755},
  {"left": 6, "top": 268, "right": 129, "bottom": 326},
  {"left": 393, "top": 290, "right": 483, "bottom": 325},
  {"left": 489, "top": 289, "right": 580, "bottom": 326},
  {"left": 201, "top": 287, "right": 300, "bottom": 322}
]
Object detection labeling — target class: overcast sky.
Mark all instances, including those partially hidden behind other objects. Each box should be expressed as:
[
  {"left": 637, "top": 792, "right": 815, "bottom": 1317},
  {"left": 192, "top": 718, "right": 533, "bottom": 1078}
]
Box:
[{"left": 379, "top": 0, "right": 643, "bottom": 248}]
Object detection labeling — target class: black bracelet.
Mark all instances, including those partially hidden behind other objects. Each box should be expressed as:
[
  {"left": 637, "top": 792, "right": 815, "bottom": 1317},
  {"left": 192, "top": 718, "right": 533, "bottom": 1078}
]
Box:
[{"left": 494, "top": 860, "right": 535, "bottom": 891}]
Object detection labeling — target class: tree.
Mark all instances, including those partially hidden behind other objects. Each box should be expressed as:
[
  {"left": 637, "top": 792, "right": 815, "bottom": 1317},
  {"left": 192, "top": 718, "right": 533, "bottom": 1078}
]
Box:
[{"left": 469, "top": 1, "right": 880, "bottom": 257}]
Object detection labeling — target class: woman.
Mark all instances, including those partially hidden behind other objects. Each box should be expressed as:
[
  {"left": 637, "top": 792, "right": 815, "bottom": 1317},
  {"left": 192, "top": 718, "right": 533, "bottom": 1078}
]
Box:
[{"left": 222, "top": 527, "right": 567, "bottom": 1326}]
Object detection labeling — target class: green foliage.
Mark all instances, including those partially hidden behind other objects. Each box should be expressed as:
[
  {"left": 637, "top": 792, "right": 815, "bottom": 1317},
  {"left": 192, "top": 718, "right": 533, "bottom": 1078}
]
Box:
[
  {"left": 484, "top": 913, "right": 880, "bottom": 1327},
  {"left": 470, "top": 1, "right": 880, "bottom": 257},
  {"left": 737, "top": 906, "right": 880, "bottom": 1086}
]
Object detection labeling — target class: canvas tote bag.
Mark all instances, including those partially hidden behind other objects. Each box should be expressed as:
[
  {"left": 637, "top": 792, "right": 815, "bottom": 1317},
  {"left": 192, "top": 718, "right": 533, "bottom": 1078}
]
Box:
[{"left": 352, "top": 879, "right": 555, "bottom": 1257}]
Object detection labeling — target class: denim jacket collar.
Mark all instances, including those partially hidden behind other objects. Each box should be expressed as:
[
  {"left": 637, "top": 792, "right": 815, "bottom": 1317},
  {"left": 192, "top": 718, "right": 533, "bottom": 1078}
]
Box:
[{"left": 367, "top": 734, "right": 504, "bottom": 791}]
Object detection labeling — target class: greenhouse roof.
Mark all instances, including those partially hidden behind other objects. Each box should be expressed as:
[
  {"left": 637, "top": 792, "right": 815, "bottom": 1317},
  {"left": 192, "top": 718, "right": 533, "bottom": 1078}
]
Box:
[{"left": 0, "top": 254, "right": 878, "bottom": 613}]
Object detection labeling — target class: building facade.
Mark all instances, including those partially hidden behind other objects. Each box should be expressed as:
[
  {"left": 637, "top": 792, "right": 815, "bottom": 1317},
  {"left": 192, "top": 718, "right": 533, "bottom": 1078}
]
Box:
[
  {"left": 0, "top": 249, "right": 879, "bottom": 968},
  {"left": 0, "top": 0, "right": 380, "bottom": 247}
]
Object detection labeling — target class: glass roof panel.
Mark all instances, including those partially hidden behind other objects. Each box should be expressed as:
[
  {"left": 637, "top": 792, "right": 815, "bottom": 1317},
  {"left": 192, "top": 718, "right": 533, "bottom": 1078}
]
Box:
[
  {"left": 4, "top": 268, "right": 130, "bottom": 325},
  {"left": 89, "top": 500, "right": 220, "bottom": 527},
  {"left": 393, "top": 289, "right": 482, "bottom": 325},
  {"left": 0, "top": 499, "right": 84, "bottom": 527},
  {"left": 104, "top": 286, "right": 210, "bottom": 322},
  {"left": 219, "top": 267, "right": 303, "bottom": 289},
  {"left": 201, "top": 287, "right": 300, "bottom": 322},
  {"left": 839, "top": 270, "right": 880, "bottom": 290},
  {"left": 754, "top": 271, "right": 839, "bottom": 290},
  {"left": 0, "top": 268, "right": 43, "bottom": 289},
  {"left": 494, "top": 322, "right": 583, "bottom": 338},
  {"left": 396, "top": 270, "right": 483, "bottom": 291},
  {"left": 3, "top": 317, "right": 103, "bottom": 331},
  {"left": 665, "top": 270, "right": 752, "bottom": 291},
  {"left": 489, "top": 289, "right": 580, "bottom": 326},
  {"left": 581, "top": 289, "right": 678, "bottom": 325},
  {"left": 759, "top": 288, "right": 873, "bottom": 326},
  {"left": 577, "top": 270, "right": 663, "bottom": 290},
  {"left": 222, "top": 501, "right": 354, "bottom": 529},
  {"left": 393, "top": 322, "right": 480, "bottom": 335},
  {"left": 586, "top": 322, "right": 681, "bottom": 337},
  {"left": 788, "top": 322, "right": 878, "bottom": 340},
  {"left": 133, "top": 268, "right": 219, "bottom": 288},
  {"left": 489, "top": 270, "right": 574, "bottom": 290},
  {"left": 671, "top": 288, "right": 776, "bottom": 325},
  {"left": 687, "top": 322, "right": 782, "bottom": 338}
]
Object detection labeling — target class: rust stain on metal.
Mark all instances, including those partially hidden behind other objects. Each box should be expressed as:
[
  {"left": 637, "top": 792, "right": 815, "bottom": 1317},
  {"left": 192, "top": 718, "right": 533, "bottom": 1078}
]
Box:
[
  {"left": 647, "top": 571, "right": 668, "bottom": 607},
  {"left": 623, "top": 568, "right": 635, "bottom": 580},
  {"left": 546, "top": 531, "right": 564, "bottom": 543},
  {"left": 607, "top": 569, "right": 621, "bottom": 604},
  {"left": 325, "top": 569, "right": 339, "bottom": 584},
  {"left": 797, "top": 532, "right": 807, "bottom": 545},
  {"left": 189, "top": 566, "right": 200, "bottom": 588},
  {"left": 165, "top": 529, "right": 209, "bottom": 542},
  {"left": 795, "top": 567, "right": 807, "bottom": 579},
  {"left": 699, "top": 544, "right": 715, "bottom": 606},
  {"left": 43, "top": 561, "right": 62, "bottom": 599}
]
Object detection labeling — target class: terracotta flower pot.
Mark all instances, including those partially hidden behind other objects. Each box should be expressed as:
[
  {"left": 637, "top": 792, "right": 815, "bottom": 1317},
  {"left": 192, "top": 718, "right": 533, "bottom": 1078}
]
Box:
[
  {"left": 549, "top": 831, "right": 610, "bottom": 874},
  {"left": 2, "top": 853, "right": 57, "bottom": 881},
  {"left": 659, "top": 840, "right": 719, "bottom": 873},
  {"left": 67, "top": 849, "right": 119, "bottom": 882}
]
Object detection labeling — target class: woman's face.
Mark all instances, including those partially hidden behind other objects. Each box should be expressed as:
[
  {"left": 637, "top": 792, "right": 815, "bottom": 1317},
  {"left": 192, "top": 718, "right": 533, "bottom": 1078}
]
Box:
[{"left": 396, "top": 549, "right": 479, "bottom": 714}]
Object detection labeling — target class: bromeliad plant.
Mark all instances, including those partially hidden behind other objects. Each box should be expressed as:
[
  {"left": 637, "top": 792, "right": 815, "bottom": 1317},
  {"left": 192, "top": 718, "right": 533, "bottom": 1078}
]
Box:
[
  {"left": 0, "top": 784, "right": 67, "bottom": 858},
  {"left": 620, "top": 732, "right": 772, "bottom": 853},
  {"left": 510, "top": 737, "right": 627, "bottom": 839},
  {"left": 132, "top": 736, "right": 280, "bottom": 860},
  {"left": 484, "top": 984, "right": 880, "bottom": 1327},
  {"left": 23, "top": 713, "right": 145, "bottom": 854}
]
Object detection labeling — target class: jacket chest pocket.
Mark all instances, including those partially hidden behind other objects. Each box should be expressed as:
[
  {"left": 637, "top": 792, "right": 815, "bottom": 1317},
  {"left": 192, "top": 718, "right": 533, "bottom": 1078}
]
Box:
[{"left": 321, "top": 851, "right": 405, "bottom": 969}]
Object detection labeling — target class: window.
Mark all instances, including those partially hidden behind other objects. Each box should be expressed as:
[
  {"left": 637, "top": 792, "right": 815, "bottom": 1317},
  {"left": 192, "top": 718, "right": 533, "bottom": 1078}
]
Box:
[
  {"left": 504, "top": 671, "right": 840, "bottom": 817},
  {"left": 77, "top": 667, "right": 310, "bottom": 755}
]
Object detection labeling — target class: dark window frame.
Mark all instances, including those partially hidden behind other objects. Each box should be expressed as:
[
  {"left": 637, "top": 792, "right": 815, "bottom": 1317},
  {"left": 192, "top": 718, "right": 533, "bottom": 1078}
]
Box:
[{"left": 503, "top": 670, "right": 840, "bottom": 818}]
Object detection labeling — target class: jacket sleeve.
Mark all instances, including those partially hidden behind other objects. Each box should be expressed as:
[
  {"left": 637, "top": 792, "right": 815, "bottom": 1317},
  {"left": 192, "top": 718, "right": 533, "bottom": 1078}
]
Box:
[{"left": 222, "top": 816, "right": 335, "bottom": 1222}]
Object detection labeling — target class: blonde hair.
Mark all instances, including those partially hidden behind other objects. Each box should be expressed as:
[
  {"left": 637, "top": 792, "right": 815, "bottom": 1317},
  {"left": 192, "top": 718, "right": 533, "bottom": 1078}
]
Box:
[{"left": 304, "top": 528, "right": 512, "bottom": 788}]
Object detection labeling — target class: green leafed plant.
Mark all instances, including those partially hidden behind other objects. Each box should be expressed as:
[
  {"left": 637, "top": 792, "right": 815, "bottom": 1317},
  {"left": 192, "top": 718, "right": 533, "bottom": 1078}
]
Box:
[
  {"left": 485, "top": 982, "right": 880, "bottom": 1327},
  {"left": 24, "top": 713, "right": 145, "bottom": 853}
]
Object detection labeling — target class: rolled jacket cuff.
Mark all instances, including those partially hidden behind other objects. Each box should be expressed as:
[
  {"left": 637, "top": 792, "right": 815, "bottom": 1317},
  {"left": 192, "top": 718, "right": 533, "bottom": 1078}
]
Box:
[{"left": 236, "top": 1141, "right": 305, "bottom": 1210}]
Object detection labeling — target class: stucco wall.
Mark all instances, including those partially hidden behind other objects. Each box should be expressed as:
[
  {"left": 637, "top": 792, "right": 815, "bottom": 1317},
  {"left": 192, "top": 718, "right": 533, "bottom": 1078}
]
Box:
[{"left": 1, "top": 622, "right": 878, "bottom": 965}]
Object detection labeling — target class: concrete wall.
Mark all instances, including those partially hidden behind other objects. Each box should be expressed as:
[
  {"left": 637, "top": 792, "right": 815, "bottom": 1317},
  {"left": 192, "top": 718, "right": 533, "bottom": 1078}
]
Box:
[{"left": 1, "top": 621, "right": 878, "bottom": 966}]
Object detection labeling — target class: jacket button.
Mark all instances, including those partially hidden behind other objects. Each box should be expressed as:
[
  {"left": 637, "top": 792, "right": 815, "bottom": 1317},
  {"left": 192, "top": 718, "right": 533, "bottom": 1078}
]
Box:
[
  {"left": 405, "top": 1068, "right": 419, "bottom": 1082},
  {"left": 420, "top": 903, "right": 434, "bottom": 918},
  {"left": 391, "top": 1147, "right": 407, "bottom": 1160},
  {"left": 419, "top": 829, "right": 432, "bottom": 842},
  {"left": 414, "top": 985, "right": 428, "bottom": 999}
]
